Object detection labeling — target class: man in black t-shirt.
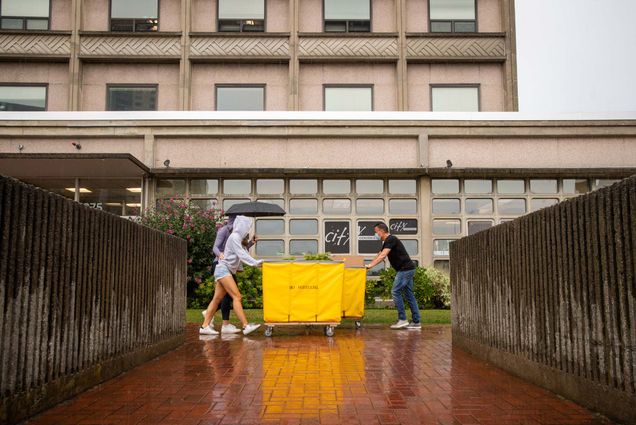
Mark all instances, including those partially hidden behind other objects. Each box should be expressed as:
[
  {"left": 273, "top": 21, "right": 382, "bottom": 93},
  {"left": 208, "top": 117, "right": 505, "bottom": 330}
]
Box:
[{"left": 366, "top": 222, "right": 421, "bottom": 329}]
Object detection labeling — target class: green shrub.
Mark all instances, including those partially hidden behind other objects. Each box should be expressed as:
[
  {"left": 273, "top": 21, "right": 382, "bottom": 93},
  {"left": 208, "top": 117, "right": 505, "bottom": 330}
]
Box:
[
  {"left": 374, "top": 266, "right": 451, "bottom": 309},
  {"left": 141, "top": 198, "right": 224, "bottom": 306},
  {"left": 191, "top": 265, "right": 263, "bottom": 309}
]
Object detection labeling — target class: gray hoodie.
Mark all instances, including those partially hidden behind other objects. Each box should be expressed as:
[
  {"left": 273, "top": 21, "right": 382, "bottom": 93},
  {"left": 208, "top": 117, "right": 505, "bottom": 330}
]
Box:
[{"left": 218, "top": 215, "right": 262, "bottom": 274}]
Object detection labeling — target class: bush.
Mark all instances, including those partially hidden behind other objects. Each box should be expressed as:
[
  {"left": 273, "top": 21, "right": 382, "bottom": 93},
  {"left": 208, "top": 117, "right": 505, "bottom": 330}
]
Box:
[
  {"left": 190, "top": 265, "right": 263, "bottom": 309},
  {"left": 373, "top": 266, "right": 451, "bottom": 309},
  {"left": 140, "top": 198, "right": 224, "bottom": 305}
]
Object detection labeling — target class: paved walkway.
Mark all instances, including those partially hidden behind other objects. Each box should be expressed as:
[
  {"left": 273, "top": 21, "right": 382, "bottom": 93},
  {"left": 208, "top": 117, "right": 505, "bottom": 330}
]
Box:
[{"left": 28, "top": 324, "right": 611, "bottom": 425}]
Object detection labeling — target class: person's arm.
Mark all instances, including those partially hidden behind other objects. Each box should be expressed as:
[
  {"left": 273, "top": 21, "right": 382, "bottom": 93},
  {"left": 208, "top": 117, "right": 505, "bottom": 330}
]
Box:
[
  {"left": 366, "top": 248, "right": 391, "bottom": 269},
  {"left": 247, "top": 235, "right": 258, "bottom": 249},
  {"left": 227, "top": 234, "right": 263, "bottom": 267},
  {"left": 212, "top": 226, "right": 229, "bottom": 259}
]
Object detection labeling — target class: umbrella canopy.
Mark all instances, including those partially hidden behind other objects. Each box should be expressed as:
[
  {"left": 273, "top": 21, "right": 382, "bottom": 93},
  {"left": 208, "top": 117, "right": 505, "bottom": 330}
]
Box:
[{"left": 225, "top": 201, "right": 286, "bottom": 217}]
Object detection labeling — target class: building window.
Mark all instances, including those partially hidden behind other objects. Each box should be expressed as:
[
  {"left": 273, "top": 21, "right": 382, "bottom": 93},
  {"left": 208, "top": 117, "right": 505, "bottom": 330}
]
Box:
[
  {"left": 429, "top": 0, "right": 476, "bottom": 33},
  {"left": 323, "top": 179, "right": 351, "bottom": 194},
  {"left": 290, "top": 240, "right": 318, "bottom": 255},
  {"left": 255, "top": 219, "right": 285, "bottom": 236},
  {"left": 467, "top": 220, "right": 493, "bottom": 236},
  {"left": 190, "top": 179, "right": 218, "bottom": 196},
  {"left": 107, "top": 85, "right": 157, "bottom": 111},
  {"left": 356, "top": 199, "right": 384, "bottom": 215},
  {"left": 0, "top": 84, "right": 46, "bottom": 111},
  {"left": 110, "top": 0, "right": 158, "bottom": 32},
  {"left": 431, "top": 86, "right": 479, "bottom": 112},
  {"left": 256, "top": 179, "right": 284, "bottom": 194},
  {"left": 388, "top": 179, "right": 417, "bottom": 194},
  {"left": 323, "top": 198, "right": 352, "bottom": 215},
  {"left": 290, "top": 219, "right": 318, "bottom": 235},
  {"left": 465, "top": 198, "right": 493, "bottom": 215},
  {"left": 216, "top": 85, "right": 265, "bottom": 111},
  {"left": 531, "top": 198, "right": 558, "bottom": 212},
  {"left": 323, "top": 0, "right": 370, "bottom": 32},
  {"left": 223, "top": 198, "right": 250, "bottom": 210},
  {"left": 156, "top": 179, "right": 186, "bottom": 197},
  {"left": 218, "top": 0, "right": 264, "bottom": 32},
  {"left": 530, "top": 179, "right": 558, "bottom": 194},
  {"left": 324, "top": 86, "right": 373, "bottom": 111},
  {"left": 497, "top": 179, "right": 525, "bottom": 194},
  {"left": 223, "top": 179, "right": 252, "bottom": 194},
  {"left": 290, "top": 179, "right": 317, "bottom": 194},
  {"left": 356, "top": 179, "right": 383, "bottom": 194},
  {"left": 562, "top": 179, "right": 589, "bottom": 195},
  {"left": 432, "top": 198, "right": 460, "bottom": 214},
  {"left": 290, "top": 198, "right": 318, "bottom": 215},
  {"left": 0, "top": 0, "right": 49, "bottom": 30},
  {"left": 388, "top": 199, "right": 417, "bottom": 214},
  {"left": 432, "top": 179, "right": 459, "bottom": 194},
  {"left": 256, "top": 240, "right": 284, "bottom": 256},
  {"left": 497, "top": 198, "right": 526, "bottom": 215},
  {"left": 464, "top": 179, "right": 492, "bottom": 194},
  {"left": 433, "top": 219, "right": 461, "bottom": 235},
  {"left": 433, "top": 239, "right": 453, "bottom": 257},
  {"left": 79, "top": 179, "right": 142, "bottom": 217}
]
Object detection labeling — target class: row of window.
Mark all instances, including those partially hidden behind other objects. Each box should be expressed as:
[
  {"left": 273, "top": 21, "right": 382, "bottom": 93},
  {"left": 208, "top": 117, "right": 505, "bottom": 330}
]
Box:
[
  {"left": 431, "top": 178, "right": 592, "bottom": 195},
  {"left": 0, "top": 84, "right": 480, "bottom": 112},
  {"left": 156, "top": 178, "right": 417, "bottom": 196},
  {"left": 0, "top": 0, "right": 478, "bottom": 34}
]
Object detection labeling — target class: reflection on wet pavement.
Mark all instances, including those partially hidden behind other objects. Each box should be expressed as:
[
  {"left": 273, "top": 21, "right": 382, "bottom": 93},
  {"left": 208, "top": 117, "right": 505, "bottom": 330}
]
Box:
[{"left": 28, "top": 324, "right": 611, "bottom": 424}]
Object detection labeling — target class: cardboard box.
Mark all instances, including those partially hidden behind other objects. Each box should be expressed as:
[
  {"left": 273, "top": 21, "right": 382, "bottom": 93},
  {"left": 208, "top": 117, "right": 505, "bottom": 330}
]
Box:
[{"left": 331, "top": 255, "right": 365, "bottom": 268}]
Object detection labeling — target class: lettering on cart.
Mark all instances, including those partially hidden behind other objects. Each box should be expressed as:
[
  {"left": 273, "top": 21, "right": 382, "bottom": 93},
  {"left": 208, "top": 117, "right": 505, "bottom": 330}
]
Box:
[{"left": 289, "top": 285, "right": 318, "bottom": 290}]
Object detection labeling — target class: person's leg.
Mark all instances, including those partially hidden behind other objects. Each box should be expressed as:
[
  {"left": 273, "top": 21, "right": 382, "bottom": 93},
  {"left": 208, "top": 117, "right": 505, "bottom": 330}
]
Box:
[
  {"left": 402, "top": 269, "right": 421, "bottom": 323},
  {"left": 217, "top": 275, "right": 249, "bottom": 327},
  {"left": 202, "top": 282, "right": 227, "bottom": 328},
  {"left": 220, "top": 293, "right": 232, "bottom": 324},
  {"left": 391, "top": 271, "right": 408, "bottom": 321}
]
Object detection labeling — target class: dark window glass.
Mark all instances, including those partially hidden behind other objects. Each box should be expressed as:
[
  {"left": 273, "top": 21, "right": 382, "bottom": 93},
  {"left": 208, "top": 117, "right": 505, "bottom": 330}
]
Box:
[
  {"left": 430, "top": 0, "right": 475, "bottom": 33},
  {"left": 429, "top": 21, "right": 452, "bottom": 32},
  {"left": 454, "top": 21, "right": 476, "bottom": 32},
  {"left": 110, "top": 0, "right": 158, "bottom": 32},
  {"left": 467, "top": 220, "right": 493, "bottom": 236},
  {"left": 107, "top": 86, "right": 157, "bottom": 111},
  {"left": 0, "top": 85, "right": 46, "bottom": 111},
  {"left": 324, "top": 0, "right": 370, "bottom": 32}
]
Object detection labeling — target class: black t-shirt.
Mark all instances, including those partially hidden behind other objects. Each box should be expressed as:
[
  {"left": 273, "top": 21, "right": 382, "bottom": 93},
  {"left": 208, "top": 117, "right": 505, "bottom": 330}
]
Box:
[{"left": 382, "top": 235, "right": 415, "bottom": 271}]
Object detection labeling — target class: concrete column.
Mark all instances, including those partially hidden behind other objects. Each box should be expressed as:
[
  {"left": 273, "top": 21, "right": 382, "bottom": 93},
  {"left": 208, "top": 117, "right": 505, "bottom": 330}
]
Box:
[
  {"left": 288, "top": 0, "right": 300, "bottom": 110},
  {"left": 143, "top": 132, "right": 155, "bottom": 169},
  {"left": 179, "top": 0, "right": 192, "bottom": 110},
  {"left": 68, "top": 0, "right": 82, "bottom": 110},
  {"left": 419, "top": 176, "right": 433, "bottom": 267},
  {"left": 501, "top": 0, "right": 519, "bottom": 111},
  {"left": 396, "top": 0, "right": 408, "bottom": 111}
]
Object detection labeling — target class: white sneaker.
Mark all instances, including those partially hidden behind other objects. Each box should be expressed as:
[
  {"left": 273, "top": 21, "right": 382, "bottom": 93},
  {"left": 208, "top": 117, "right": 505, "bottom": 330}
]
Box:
[
  {"left": 390, "top": 320, "right": 410, "bottom": 329},
  {"left": 221, "top": 323, "right": 241, "bottom": 334},
  {"left": 201, "top": 310, "right": 214, "bottom": 326},
  {"left": 407, "top": 322, "right": 422, "bottom": 330},
  {"left": 199, "top": 325, "right": 219, "bottom": 335},
  {"left": 242, "top": 323, "right": 261, "bottom": 336}
]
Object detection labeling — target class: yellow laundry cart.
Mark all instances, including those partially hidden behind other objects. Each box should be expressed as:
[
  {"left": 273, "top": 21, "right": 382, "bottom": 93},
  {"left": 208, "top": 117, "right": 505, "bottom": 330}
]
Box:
[
  {"left": 341, "top": 267, "right": 367, "bottom": 328},
  {"left": 262, "top": 261, "right": 345, "bottom": 337}
]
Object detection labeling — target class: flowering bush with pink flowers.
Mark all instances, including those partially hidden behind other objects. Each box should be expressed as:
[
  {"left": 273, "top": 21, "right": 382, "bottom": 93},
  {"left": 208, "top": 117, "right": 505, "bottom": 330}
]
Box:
[{"left": 141, "top": 198, "right": 225, "bottom": 306}]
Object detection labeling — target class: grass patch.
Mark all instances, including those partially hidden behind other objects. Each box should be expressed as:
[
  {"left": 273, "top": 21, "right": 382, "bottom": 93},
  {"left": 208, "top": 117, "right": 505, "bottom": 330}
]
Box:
[{"left": 187, "top": 308, "right": 450, "bottom": 326}]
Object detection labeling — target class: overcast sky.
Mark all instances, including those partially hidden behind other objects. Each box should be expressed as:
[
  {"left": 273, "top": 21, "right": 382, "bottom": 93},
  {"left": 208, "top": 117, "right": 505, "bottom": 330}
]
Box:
[{"left": 515, "top": 0, "right": 636, "bottom": 113}]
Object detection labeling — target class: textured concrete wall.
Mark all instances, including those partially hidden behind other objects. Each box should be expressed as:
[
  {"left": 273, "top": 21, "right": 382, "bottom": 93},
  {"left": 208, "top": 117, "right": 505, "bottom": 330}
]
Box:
[
  {"left": 450, "top": 175, "right": 636, "bottom": 424},
  {"left": 0, "top": 175, "right": 187, "bottom": 425}
]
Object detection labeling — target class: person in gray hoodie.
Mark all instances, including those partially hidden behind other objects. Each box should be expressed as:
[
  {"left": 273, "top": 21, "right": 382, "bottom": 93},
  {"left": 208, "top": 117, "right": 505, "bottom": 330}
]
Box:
[{"left": 200, "top": 215, "right": 262, "bottom": 336}]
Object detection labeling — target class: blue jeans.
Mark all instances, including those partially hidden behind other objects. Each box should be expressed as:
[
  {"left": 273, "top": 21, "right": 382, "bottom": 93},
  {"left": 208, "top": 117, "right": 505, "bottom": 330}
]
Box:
[{"left": 392, "top": 269, "right": 421, "bottom": 323}]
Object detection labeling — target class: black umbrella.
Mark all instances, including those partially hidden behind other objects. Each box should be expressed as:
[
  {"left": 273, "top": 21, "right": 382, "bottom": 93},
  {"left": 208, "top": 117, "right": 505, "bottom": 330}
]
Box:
[{"left": 225, "top": 201, "right": 286, "bottom": 217}]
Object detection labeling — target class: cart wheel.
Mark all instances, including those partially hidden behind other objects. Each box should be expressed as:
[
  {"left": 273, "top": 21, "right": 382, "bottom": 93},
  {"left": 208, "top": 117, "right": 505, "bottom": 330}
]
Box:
[
  {"left": 324, "top": 326, "right": 335, "bottom": 337},
  {"left": 355, "top": 321, "right": 362, "bottom": 329},
  {"left": 264, "top": 326, "right": 273, "bottom": 337}
]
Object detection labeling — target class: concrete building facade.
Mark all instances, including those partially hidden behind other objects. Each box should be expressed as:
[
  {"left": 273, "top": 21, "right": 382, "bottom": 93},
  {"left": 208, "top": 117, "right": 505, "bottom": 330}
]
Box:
[{"left": 0, "top": 0, "right": 635, "bottom": 272}]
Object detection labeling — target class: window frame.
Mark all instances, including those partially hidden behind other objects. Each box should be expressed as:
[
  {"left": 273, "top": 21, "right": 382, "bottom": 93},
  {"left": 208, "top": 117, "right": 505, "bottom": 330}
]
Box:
[
  {"left": 322, "top": 0, "right": 372, "bottom": 33},
  {"left": 215, "top": 83, "right": 266, "bottom": 111},
  {"left": 428, "top": 0, "right": 478, "bottom": 33},
  {"left": 430, "top": 84, "right": 481, "bottom": 112},
  {"left": 0, "top": 0, "right": 51, "bottom": 31},
  {"left": 0, "top": 82, "right": 48, "bottom": 111},
  {"left": 323, "top": 84, "right": 374, "bottom": 112},
  {"left": 105, "top": 83, "right": 159, "bottom": 111},
  {"left": 108, "top": 0, "right": 160, "bottom": 33},
  {"left": 216, "top": 0, "right": 267, "bottom": 33}
]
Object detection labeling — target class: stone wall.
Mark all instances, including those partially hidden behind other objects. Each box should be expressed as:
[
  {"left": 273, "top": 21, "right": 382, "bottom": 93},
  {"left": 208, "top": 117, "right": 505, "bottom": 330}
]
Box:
[
  {"left": 0, "top": 175, "right": 187, "bottom": 424},
  {"left": 450, "top": 175, "right": 636, "bottom": 424}
]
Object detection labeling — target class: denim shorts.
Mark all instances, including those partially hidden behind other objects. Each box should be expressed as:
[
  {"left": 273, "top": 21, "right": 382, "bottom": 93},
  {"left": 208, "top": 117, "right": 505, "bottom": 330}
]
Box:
[{"left": 214, "top": 262, "right": 231, "bottom": 281}]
